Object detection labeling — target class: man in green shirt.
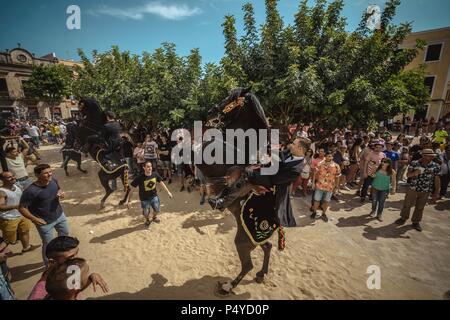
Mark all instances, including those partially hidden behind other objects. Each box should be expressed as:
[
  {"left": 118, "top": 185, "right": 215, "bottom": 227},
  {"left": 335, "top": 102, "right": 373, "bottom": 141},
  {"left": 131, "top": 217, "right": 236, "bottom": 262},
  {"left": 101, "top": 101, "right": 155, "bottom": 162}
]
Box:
[{"left": 433, "top": 126, "right": 448, "bottom": 146}]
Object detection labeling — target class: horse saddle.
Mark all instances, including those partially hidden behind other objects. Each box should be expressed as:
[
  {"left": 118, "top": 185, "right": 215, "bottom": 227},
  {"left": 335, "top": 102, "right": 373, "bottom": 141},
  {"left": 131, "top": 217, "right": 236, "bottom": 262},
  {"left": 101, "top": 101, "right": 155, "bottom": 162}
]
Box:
[
  {"left": 96, "top": 149, "right": 127, "bottom": 173},
  {"left": 240, "top": 187, "right": 279, "bottom": 246}
]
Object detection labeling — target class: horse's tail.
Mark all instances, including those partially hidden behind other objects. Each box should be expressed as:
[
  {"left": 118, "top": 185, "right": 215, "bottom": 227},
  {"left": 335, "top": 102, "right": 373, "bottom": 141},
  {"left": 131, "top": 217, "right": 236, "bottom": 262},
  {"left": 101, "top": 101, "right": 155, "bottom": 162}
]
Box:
[{"left": 278, "top": 225, "right": 285, "bottom": 251}]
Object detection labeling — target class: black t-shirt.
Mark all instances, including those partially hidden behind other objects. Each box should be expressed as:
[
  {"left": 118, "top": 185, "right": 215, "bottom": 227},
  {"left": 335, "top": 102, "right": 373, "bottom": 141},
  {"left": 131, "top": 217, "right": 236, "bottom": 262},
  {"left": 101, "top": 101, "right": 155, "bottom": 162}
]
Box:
[
  {"left": 159, "top": 143, "right": 171, "bottom": 161},
  {"left": 122, "top": 140, "right": 134, "bottom": 158},
  {"left": 131, "top": 173, "right": 163, "bottom": 201},
  {"left": 19, "top": 179, "right": 63, "bottom": 223},
  {"left": 410, "top": 145, "right": 422, "bottom": 162}
]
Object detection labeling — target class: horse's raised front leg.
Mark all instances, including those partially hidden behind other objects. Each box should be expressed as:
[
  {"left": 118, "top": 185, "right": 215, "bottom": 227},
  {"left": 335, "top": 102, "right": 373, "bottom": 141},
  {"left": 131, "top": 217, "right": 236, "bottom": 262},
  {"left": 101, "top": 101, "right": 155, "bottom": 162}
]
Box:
[{"left": 255, "top": 241, "right": 273, "bottom": 283}]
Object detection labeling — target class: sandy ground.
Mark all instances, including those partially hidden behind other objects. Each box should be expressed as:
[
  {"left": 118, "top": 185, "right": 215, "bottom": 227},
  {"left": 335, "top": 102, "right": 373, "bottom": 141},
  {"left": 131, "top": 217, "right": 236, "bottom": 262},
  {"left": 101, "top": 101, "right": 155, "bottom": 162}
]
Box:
[{"left": 5, "top": 145, "right": 450, "bottom": 300}]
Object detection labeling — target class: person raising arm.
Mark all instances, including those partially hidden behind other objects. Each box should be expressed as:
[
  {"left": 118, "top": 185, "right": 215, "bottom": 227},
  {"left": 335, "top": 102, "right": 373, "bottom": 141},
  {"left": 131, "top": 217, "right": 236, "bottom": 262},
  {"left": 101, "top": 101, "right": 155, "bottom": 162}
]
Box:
[{"left": 127, "top": 161, "right": 173, "bottom": 227}]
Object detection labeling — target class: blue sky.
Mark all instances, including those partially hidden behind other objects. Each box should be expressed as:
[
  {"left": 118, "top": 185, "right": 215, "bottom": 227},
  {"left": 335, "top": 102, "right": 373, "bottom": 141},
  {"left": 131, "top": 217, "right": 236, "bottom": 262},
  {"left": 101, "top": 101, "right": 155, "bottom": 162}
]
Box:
[{"left": 0, "top": 0, "right": 449, "bottom": 64}]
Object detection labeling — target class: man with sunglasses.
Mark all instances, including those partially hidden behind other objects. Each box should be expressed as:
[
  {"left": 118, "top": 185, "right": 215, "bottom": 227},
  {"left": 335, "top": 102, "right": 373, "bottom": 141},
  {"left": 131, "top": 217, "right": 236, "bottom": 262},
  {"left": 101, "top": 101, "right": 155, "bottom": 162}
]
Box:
[
  {"left": 18, "top": 164, "right": 70, "bottom": 265},
  {"left": 0, "top": 172, "right": 39, "bottom": 253}
]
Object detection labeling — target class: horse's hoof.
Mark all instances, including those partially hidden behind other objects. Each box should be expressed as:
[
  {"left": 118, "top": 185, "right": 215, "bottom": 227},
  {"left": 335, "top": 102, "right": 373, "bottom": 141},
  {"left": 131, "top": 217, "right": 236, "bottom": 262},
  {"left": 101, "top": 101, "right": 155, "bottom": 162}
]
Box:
[
  {"left": 255, "top": 276, "right": 265, "bottom": 284},
  {"left": 118, "top": 201, "right": 125, "bottom": 206},
  {"left": 100, "top": 203, "right": 105, "bottom": 210},
  {"left": 215, "top": 281, "right": 233, "bottom": 297}
]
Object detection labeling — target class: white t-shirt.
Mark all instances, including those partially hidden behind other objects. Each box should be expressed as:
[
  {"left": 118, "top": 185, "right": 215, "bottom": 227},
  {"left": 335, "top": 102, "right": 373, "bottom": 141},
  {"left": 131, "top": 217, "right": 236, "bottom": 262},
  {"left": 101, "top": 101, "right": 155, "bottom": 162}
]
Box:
[
  {"left": 59, "top": 124, "right": 67, "bottom": 134},
  {"left": 6, "top": 154, "right": 28, "bottom": 179},
  {"left": 0, "top": 185, "right": 23, "bottom": 220},
  {"left": 28, "top": 126, "right": 40, "bottom": 137},
  {"left": 143, "top": 141, "right": 158, "bottom": 159}
]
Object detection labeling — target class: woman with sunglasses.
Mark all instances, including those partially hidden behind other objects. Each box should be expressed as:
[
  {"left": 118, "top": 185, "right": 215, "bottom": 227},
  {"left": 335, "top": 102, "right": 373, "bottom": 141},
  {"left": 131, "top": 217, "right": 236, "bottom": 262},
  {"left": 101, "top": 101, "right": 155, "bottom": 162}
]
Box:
[{"left": 369, "top": 158, "right": 397, "bottom": 221}]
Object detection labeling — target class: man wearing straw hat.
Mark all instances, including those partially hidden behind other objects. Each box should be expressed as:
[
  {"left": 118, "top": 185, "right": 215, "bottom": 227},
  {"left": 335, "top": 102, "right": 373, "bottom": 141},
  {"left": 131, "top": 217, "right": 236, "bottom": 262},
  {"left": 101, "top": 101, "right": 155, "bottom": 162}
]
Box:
[{"left": 396, "top": 149, "right": 441, "bottom": 232}]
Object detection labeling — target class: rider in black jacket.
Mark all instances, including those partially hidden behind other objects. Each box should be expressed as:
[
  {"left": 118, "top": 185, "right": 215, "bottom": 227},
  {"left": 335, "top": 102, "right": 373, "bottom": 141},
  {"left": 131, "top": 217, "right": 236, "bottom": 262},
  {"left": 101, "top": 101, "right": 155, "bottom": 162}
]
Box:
[{"left": 102, "top": 111, "right": 122, "bottom": 170}]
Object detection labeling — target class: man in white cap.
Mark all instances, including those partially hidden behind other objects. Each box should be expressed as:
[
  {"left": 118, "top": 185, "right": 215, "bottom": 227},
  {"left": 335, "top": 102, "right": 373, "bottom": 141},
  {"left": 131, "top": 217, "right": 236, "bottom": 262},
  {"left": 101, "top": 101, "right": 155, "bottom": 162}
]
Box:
[{"left": 396, "top": 149, "right": 441, "bottom": 231}]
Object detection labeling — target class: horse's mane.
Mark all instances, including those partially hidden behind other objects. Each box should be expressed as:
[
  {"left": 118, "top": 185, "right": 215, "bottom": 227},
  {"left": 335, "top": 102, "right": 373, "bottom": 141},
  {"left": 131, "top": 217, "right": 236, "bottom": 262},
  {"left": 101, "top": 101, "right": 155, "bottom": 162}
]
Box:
[
  {"left": 79, "top": 97, "right": 107, "bottom": 127},
  {"left": 229, "top": 88, "right": 270, "bottom": 130},
  {"left": 248, "top": 93, "right": 270, "bottom": 129}
]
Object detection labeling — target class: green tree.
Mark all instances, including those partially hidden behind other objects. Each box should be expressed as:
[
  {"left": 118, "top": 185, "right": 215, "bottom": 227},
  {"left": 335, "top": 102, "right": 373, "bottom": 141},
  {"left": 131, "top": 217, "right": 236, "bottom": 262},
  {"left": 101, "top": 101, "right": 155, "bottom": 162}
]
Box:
[
  {"left": 220, "top": 0, "right": 430, "bottom": 140},
  {"left": 73, "top": 43, "right": 221, "bottom": 129},
  {"left": 24, "top": 64, "right": 72, "bottom": 121}
]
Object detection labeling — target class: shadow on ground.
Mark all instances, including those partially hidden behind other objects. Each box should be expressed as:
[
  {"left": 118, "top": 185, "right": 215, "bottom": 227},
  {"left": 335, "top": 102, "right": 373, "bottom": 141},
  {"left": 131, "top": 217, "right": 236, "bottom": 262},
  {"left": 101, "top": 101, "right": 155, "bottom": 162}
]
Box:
[
  {"left": 181, "top": 210, "right": 235, "bottom": 235},
  {"left": 93, "top": 273, "right": 251, "bottom": 300},
  {"left": 89, "top": 224, "right": 145, "bottom": 244},
  {"left": 10, "top": 262, "right": 44, "bottom": 283},
  {"left": 362, "top": 223, "right": 413, "bottom": 241}
]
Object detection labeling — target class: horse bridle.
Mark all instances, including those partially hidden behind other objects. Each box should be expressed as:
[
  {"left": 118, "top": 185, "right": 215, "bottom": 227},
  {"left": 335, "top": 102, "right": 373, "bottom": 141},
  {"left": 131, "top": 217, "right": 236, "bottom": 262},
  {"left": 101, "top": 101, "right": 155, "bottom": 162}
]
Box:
[{"left": 206, "top": 96, "right": 246, "bottom": 129}]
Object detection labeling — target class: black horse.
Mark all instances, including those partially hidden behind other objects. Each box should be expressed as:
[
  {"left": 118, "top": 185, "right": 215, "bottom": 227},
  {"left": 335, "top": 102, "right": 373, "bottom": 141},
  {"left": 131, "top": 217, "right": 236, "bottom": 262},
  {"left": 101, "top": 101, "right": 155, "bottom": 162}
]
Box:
[
  {"left": 61, "top": 121, "right": 88, "bottom": 176},
  {"left": 61, "top": 148, "right": 88, "bottom": 176},
  {"left": 195, "top": 87, "right": 301, "bottom": 295},
  {"left": 77, "top": 98, "right": 130, "bottom": 209}
]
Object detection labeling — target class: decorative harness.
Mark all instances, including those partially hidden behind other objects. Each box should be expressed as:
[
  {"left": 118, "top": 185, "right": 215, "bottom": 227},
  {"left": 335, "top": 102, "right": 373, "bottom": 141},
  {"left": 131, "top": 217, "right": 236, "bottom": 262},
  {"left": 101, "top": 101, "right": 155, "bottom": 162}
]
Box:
[
  {"left": 206, "top": 96, "right": 246, "bottom": 129},
  {"left": 223, "top": 96, "right": 246, "bottom": 114}
]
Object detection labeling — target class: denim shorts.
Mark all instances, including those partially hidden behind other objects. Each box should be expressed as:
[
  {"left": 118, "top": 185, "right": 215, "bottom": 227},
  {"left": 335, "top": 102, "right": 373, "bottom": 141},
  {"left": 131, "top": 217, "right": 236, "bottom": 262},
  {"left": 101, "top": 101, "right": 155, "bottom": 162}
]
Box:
[
  {"left": 141, "top": 196, "right": 161, "bottom": 216},
  {"left": 314, "top": 189, "right": 333, "bottom": 202}
]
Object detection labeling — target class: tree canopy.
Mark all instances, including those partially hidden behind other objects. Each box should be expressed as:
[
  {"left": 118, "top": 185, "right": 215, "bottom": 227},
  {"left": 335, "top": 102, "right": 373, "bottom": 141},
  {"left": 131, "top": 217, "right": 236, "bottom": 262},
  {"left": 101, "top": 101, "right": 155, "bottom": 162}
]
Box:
[
  {"left": 221, "top": 0, "right": 429, "bottom": 137},
  {"left": 72, "top": 44, "right": 230, "bottom": 129},
  {"left": 71, "top": 0, "right": 430, "bottom": 138},
  {"left": 24, "top": 63, "right": 72, "bottom": 120}
]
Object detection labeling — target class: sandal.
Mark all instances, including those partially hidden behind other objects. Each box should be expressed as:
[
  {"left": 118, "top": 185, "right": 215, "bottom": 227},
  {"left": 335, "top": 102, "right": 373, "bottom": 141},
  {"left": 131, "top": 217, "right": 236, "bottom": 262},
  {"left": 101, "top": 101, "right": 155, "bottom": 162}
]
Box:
[{"left": 22, "top": 244, "right": 41, "bottom": 253}]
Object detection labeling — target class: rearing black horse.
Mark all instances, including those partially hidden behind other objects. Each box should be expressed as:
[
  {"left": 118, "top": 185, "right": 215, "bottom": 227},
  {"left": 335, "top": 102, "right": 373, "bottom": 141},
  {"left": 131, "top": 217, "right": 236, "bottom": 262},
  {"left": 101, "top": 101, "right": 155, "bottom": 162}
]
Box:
[
  {"left": 195, "top": 87, "right": 301, "bottom": 295},
  {"left": 61, "top": 121, "right": 88, "bottom": 176},
  {"left": 77, "top": 98, "right": 130, "bottom": 209}
]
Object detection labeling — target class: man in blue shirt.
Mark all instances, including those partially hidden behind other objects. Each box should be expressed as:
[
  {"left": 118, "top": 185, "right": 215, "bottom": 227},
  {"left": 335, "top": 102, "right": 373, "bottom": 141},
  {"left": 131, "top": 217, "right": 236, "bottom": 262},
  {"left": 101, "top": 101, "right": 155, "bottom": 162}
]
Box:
[
  {"left": 384, "top": 142, "right": 400, "bottom": 172},
  {"left": 19, "top": 164, "right": 69, "bottom": 266}
]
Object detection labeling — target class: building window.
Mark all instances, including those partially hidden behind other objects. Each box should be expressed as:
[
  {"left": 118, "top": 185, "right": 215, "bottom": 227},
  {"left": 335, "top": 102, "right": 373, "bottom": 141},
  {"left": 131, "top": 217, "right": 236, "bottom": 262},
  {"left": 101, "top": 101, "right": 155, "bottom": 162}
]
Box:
[
  {"left": 17, "top": 54, "right": 28, "bottom": 63},
  {"left": 27, "top": 106, "right": 39, "bottom": 119},
  {"left": 446, "top": 90, "right": 450, "bottom": 103},
  {"left": 424, "top": 76, "right": 435, "bottom": 96},
  {"left": 425, "top": 44, "right": 442, "bottom": 62},
  {"left": 0, "top": 78, "right": 8, "bottom": 97}
]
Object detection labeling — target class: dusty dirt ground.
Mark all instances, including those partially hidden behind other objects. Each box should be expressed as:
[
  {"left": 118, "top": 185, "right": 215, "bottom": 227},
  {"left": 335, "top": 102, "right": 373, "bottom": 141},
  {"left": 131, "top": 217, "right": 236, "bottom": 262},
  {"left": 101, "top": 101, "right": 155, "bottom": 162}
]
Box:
[{"left": 5, "top": 145, "right": 450, "bottom": 300}]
